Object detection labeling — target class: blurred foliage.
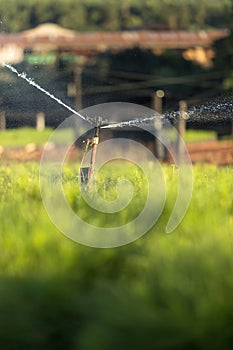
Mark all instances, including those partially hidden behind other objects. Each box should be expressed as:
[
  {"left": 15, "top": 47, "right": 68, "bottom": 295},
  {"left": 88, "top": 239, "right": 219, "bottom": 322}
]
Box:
[
  {"left": 213, "top": 1, "right": 233, "bottom": 90},
  {"left": 0, "top": 0, "right": 231, "bottom": 32},
  {"left": 0, "top": 127, "right": 73, "bottom": 146},
  {"left": 0, "top": 48, "right": 225, "bottom": 127},
  {"left": 0, "top": 127, "right": 217, "bottom": 148},
  {"left": 0, "top": 163, "right": 233, "bottom": 349},
  {"left": 0, "top": 0, "right": 232, "bottom": 122}
]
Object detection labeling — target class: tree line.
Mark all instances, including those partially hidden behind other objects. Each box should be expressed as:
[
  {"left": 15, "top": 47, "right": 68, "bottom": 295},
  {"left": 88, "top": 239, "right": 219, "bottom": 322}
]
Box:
[{"left": 0, "top": 0, "right": 231, "bottom": 33}]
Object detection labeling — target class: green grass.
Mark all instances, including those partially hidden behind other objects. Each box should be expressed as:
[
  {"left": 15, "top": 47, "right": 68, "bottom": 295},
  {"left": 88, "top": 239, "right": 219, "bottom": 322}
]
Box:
[
  {"left": 0, "top": 127, "right": 74, "bottom": 147},
  {"left": 0, "top": 127, "right": 218, "bottom": 148},
  {"left": 184, "top": 129, "right": 216, "bottom": 142},
  {"left": 0, "top": 162, "right": 233, "bottom": 349}
]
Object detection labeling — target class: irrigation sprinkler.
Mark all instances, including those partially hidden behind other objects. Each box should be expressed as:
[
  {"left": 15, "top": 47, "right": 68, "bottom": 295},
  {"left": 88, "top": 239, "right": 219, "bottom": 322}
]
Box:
[
  {"left": 79, "top": 112, "right": 168, "bottom": 186},
  {"left": 80, "top": 116, "right": 103, "bottom": 186}
]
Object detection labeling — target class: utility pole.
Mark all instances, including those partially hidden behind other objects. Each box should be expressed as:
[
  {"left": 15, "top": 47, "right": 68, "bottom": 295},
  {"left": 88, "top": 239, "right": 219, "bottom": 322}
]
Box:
[
  {"left": 176, "top": 100, "right": 188, "bottom": 164},
  {"left": 36, "top": 112, "right": 45, "bottom": 131},
  {"left": 153, "top": 90, "right": 165, "bottom": 160},
  {"left": 0, "top": 111, "right": 6, "bottom": 131},
  {"left": 74, "top": 65, "right": 83, "bottom": 110},
  {"left": 153, "top": 89, "right": 164, "bottom": 115},
  {"left": 68, "top": 62, "right": 85, "bottom": 148}
]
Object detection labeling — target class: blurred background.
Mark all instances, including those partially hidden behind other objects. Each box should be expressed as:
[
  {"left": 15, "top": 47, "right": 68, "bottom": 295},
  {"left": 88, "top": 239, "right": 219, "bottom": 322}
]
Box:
[{"left": 0, "top": 0, "right": 232, "bottom": 135}]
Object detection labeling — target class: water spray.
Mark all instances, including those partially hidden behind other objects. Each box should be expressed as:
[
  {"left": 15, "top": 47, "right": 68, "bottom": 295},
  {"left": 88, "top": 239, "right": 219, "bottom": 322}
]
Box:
[
  {"left": 2, "top": 63, "right": 91, "bottom": 123},
  {"left": 3, "top": 63, "right": 232, "bottom": 188},
  {"left": 2, "top": 63, "right": 112, "bottom": 186}
]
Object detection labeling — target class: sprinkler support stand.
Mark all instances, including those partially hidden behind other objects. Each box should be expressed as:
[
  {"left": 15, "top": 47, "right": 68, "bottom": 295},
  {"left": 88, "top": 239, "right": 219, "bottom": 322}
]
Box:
[{"left": 80, "top": 116, "right": 102, "bottom": 187}]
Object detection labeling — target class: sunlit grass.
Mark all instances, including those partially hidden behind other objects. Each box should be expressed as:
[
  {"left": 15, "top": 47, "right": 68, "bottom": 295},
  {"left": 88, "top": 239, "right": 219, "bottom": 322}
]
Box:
[
  {"left": 0, "top": 162, "right": 232, "bottom": 273},
  {"left": 0, "top": 127, "right": 74, "bottom": 147},
  {"left": 0, "top": 162, "right": 233, "bottom": 349},
  {"left": 0, "top": 127, "right": 219, "bottom": 148},
  {"left": 184, "top": 129, "right": 216, "bottom": 142}
]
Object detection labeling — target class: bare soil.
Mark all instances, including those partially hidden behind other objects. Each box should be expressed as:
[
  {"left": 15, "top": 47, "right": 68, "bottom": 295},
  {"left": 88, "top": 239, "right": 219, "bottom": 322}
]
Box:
[{"left": 1, "top": 140, "right": 233, "bottom": 165}]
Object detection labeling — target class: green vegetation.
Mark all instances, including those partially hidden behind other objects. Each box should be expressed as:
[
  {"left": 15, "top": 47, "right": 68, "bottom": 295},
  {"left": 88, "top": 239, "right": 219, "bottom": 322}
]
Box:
[
  {"left": 0, "top": 0, "right": 231, "bottom": 32},
  {"left": 184, "top": 129, "right": 216, "bottom": 142},
  {"left": 0, "top": 127, "right": 217, "bottom": 148},
  {"left": 0, "top": 127, "right": 73, "bottom": 147},
  {"left": 1, "top": 1, "right": 232, "bottom": 125},
  {"left": 214, "top": 2, "right": 233, "bottom": 90},
  {"left": 0, "top": 1, "right": 232, "bottom": 346},
  {"left": 0, "top": 161, "right": 233, "bottom": 349}
]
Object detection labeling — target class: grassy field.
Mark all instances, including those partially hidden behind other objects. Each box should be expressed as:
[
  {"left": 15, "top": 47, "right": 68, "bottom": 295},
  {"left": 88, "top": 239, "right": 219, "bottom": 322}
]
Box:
[
  {"left": 0, "top": 127, "right": 217, "bottom": 147},
  {"left": 0, "top": 161, "right": 233, "bottom": 349},
  {"left": 0, "top": 127, "right": 74, "bottom": 147}
]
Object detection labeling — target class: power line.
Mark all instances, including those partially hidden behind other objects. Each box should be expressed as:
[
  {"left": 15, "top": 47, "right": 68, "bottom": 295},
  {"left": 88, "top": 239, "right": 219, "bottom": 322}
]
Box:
[{"left": 82, "top": 71, "right": 223, "bottom": 95}]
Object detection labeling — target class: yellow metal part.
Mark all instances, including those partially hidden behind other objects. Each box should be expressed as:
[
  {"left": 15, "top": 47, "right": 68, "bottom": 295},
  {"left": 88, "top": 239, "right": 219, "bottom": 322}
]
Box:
[{"left": 93, "top": 136, "right": 99, "bottom": 145}]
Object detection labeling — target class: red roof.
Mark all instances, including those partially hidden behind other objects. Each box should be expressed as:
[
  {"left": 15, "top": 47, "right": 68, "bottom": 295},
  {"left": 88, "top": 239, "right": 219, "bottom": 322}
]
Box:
[{"left": 0, "top": 23, "right": 229, "bottom": 56}]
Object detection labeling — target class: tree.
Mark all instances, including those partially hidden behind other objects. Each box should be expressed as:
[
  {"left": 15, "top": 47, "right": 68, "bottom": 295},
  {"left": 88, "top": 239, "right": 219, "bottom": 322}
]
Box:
[
  {"left": 0, "top": 0, "right": 231, "bottom": 33},
  {"left": 213, "top": 0, "right": 233, "bottom": 90}
]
